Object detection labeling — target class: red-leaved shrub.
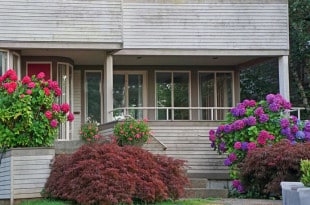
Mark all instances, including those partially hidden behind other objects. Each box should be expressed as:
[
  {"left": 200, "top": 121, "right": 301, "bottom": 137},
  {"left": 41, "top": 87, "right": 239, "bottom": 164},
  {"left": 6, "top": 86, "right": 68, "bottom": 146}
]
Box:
[
  {"left": 44, "top": 143, "right": 189, "bottom": 205},
  {"left": 238, "top": 139, "right": 310, "bottom": 198}
]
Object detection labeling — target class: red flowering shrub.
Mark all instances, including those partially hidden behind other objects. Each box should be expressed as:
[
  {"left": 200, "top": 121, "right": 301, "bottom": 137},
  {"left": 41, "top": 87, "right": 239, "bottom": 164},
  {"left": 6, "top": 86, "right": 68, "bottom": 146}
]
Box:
[
  {"left": 238, "top": 139, "right": 310, "bottom": 198},
  {"left": 0, "top": 69, "right": 74, "bottom": 148},
  {"left": 44, "top": 143, "right": 189, "bottom": 204}
]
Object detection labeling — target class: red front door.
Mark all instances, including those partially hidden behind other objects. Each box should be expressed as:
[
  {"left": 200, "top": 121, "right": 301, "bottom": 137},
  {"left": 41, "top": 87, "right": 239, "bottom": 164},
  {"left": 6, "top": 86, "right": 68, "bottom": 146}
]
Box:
[{"left": 27, "top": 63, "right": 51, "bottom": 80}]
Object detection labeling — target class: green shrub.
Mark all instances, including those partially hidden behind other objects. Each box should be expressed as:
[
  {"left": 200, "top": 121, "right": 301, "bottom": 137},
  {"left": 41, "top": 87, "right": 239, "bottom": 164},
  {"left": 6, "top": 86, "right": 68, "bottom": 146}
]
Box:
[
  {"left": 113, "top": 117, "right": 153, "bottom": 146},
  {"left": 0, "top": 69, "right": 73, "bottom": 148},
  {"left": 79, "top": 117, "right": 102, "bottom": 143},
  {"left": 301, "top": 159, "right": 310, "bottom": 187},
  {"left": 209, "top": 93, "right": 310, "bottom": 195}
]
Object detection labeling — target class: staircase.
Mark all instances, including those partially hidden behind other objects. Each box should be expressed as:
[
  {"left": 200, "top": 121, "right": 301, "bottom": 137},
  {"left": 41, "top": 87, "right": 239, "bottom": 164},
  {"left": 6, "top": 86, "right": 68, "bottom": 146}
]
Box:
[{"left": 143, "top": 121, "right": 230, "bottom": 198}]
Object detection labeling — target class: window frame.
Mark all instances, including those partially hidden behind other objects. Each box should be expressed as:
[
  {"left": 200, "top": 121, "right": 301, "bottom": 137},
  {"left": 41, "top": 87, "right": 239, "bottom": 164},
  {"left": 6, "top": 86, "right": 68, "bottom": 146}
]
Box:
[
  {"left": 113, "top": 71, "right": 147, "bottom": 119},
  {"left": 84, "top": 70, "right": 103, "bottom": 124},
  {"left": 155, "top": 70, "right": 191, "bottom": 120}
]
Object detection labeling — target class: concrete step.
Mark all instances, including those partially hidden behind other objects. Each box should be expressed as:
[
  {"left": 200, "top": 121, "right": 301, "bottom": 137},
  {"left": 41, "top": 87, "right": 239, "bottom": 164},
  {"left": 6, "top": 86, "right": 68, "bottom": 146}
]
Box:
[
  {"left": 185, "top": 188, "right": 228, "bottom": 198},
  {"left": 188, "top": 178, "right": 208, "bottom": 188}
]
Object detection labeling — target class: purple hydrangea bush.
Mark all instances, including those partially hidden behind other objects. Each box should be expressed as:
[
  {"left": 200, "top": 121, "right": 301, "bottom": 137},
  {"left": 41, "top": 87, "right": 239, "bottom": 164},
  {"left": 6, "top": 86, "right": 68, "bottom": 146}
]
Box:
[{"left": 209, "top": 93, "right": 310, "bottom": 193}]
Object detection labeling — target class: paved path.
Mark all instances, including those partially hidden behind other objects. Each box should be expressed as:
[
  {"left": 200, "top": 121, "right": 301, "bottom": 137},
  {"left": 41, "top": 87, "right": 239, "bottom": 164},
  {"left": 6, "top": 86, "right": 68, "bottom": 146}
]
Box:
[{"left": 209, "top": 198, "right": 282, "bottom": 205}]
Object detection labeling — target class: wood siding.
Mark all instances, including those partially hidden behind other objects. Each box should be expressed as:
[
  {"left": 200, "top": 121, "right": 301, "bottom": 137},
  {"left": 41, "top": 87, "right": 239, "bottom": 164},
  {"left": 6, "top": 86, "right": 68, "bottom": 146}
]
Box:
[
  {"left": 0, "top": 148, "right": 54, "bottom": 202},
  {"left": 73, "top": 70, "right": 82, "bottom": 140},
  {"left": 0, "top": 0, "right": 122, "bottom": 43},
  {"left": 13, "top": 155, "right": 53, "bottom": 199},
  {"left": 0, "top": 158, "right": 11, "bottom": 200},
  {"left": 122, "top": 0, "right": 289, "bottom": 50}
]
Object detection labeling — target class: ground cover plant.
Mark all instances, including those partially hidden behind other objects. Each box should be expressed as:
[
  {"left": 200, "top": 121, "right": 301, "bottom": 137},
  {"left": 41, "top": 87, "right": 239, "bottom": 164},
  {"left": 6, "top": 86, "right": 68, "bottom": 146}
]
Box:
[
  {"left": 209, "top": 93, "right": 310, "bottom": 197},
  {"left": 44, "top": 143, "right": 189, "bottom": 205}
]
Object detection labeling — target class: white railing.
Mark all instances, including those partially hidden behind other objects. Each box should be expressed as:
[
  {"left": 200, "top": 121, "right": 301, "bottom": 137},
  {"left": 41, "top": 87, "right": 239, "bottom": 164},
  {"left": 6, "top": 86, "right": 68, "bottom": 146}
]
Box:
[
  {"left": 110, "top": 107, "right": 232, "bottom": 121},
  {"left": 110, "top": 107, "right": 307, "bottom": 121}
]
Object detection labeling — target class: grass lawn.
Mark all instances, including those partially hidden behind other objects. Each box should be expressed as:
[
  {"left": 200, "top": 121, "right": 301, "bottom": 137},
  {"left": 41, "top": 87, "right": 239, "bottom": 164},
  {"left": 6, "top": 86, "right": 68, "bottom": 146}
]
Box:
[{"left": 19, "top": 198, "right": 223, "bottom": 205}]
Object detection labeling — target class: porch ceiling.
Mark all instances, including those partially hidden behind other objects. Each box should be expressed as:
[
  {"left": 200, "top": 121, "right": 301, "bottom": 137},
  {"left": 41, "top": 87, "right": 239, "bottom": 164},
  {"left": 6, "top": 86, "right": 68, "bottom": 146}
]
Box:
[{"left": 21, "top": 49, "right": 264, "bottom": 67}]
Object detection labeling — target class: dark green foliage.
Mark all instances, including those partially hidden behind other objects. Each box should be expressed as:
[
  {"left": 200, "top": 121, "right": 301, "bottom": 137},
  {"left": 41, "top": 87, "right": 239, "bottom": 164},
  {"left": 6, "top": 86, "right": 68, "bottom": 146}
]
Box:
[
  {"left": 240, "top": 59, "right": 279, "bottom": 101},
  {"left": 44, "top": 143, "right": 189, "bottom": 205},
  {"left": 238, "top": 140, "right": 310, "bottom": 198}
]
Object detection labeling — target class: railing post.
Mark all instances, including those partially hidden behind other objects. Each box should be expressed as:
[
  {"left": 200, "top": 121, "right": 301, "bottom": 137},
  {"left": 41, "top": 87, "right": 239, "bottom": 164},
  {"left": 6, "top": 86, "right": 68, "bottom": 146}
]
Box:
[{"left": 166, "top": 108, "right": 169, "bottom": 120}]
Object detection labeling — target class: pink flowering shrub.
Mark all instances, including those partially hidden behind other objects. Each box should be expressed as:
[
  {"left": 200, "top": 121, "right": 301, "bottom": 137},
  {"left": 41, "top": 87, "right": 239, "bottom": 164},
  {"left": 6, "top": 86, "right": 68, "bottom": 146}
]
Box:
[
  {"left": 209, "top": 93, "right": 310, "bottom": 194},
  {"left": 113, "top": 117, "right": 153, "bottom": 146},
  {"left": 80, "top": 117, "right": 102, "bottom": 143},
  {"left": 0, "top": 69, "right": 74, "bottom": 148}
]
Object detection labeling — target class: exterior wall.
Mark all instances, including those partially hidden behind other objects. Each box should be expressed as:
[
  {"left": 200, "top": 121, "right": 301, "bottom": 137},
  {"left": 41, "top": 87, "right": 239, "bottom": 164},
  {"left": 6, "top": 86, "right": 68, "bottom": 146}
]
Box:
[
  {"left": 0, "top": 157, "right": 11, "bottom": 200},
  {"left": 0, "top": 0, "right": 122, "bottom": 43},
  {"left": 73, "top": 70, "right": 82, "bottom": 140},
  {"left": 122, "top": 0, "right": 289, "bottom": 50},
  {"left": 0, "top": 148, "right": 54, "bottom": 204}
]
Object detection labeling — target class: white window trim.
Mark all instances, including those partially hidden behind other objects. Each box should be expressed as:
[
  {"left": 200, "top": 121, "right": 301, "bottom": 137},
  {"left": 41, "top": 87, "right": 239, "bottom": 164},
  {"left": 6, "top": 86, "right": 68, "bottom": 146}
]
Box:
[
  {"left": 155, "top": 71, "right": 191, "bottom": 120},
  {"left": 57, "top": 62, "right": 74, "bottom": 141},
  {"left": 84, "top": 70, "right": 103, "bottom": 124},
  {"left": 113, "top": 70, "right": 148, "bottom": 112},
  {"left": 198, "top": 71, "right": 235, "bottom": 119},
  {"left": 0, "top": 49, "right": 8, "bottom": 75}
]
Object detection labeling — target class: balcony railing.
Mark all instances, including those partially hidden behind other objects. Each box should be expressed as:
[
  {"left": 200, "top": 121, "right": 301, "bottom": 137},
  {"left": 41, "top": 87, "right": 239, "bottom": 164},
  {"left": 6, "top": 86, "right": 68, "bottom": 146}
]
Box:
[{"left": 110, "top": 107, "right": 307, "bottom": 121}]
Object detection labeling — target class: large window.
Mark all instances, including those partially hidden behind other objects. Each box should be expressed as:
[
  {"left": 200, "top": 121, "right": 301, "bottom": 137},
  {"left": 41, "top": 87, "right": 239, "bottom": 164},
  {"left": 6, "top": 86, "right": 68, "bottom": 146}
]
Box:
[
  {"left": 85, "top": 71, "right": 102, "bottom": 124},
  {"left": 113, "top": 72, "right": 145, "bottom": 119},
  {"left": 58, "top": 63, "right": 73, "bottom": 140},
  {"left": 199, "top": 72, "right": 233, "bottom": 120},
  {"left": 1, "top": 50, "right": 21, "bottom": 78},
  {"left": 156, "top": 72, "right": 190, "bottom": 120}
]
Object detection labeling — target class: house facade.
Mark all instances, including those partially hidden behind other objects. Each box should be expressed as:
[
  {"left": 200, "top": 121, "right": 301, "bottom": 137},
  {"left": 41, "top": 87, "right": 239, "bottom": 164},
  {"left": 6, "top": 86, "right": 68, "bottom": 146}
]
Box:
[{"left": 0, "top": 0, "right": 289, "bottom": 188}]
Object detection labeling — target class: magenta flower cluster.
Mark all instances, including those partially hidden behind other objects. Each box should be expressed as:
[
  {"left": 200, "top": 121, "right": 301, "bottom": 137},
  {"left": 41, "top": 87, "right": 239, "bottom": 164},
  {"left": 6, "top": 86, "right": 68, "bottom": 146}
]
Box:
[{"left": 208, "top": 93, "right": 310, "bottom": 193}]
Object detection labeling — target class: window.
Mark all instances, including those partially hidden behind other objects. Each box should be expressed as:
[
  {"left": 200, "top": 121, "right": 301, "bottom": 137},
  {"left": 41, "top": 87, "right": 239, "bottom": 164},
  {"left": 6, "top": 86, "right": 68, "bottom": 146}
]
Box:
[
  {"left": 12, "top": 53, "right": 20, "bottom": 78},
  {"left": 199, "top": 72, "right": 233, "bottom": 120},
  {"left": 0, "top": 51, "right": 8, "bottom": 76},
  {"left": 58, "top": 63, "right": 73, "bottom": 140},
  {"left": 85, "top": 71, "right": 102, "bottom": 123},
  {"left": 156, "top": 72, "right": 190, "bottom": 120},
  {"left": 113, "top": 72, "right": 146, "bottom": 119}
]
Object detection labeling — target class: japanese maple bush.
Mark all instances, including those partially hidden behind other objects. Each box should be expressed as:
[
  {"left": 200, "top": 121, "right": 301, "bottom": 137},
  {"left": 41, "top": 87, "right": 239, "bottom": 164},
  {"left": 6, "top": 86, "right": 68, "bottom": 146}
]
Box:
[
  {"left": 0, "top": 69, "right": 74, "bottom": 148},
  {"left": 44, "top": 143, "right": 189, "bottom": 205}
]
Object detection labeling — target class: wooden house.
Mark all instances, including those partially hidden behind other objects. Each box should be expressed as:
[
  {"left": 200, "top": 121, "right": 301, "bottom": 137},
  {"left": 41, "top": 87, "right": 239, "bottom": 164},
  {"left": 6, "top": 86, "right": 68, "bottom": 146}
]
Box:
[{"left": 0, "top": 0, "right": 289, "bottom": 199}]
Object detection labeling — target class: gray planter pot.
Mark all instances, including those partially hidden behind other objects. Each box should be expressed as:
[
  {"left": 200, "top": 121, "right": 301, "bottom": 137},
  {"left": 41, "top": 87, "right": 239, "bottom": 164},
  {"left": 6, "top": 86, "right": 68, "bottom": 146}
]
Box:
[
  {"left": 281, "top": 181, "right": 310, "bottom": 205},
  {"left": 0, "top": 147, "right": 55, "bottom": 205}
]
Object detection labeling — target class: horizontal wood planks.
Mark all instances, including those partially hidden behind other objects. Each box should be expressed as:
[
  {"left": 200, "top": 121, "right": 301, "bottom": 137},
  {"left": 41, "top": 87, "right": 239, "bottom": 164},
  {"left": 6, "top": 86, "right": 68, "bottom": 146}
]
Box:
[
  {"left": 0, "top": 148, "right": 55, "bottom": 202},
  {"left": 122, "top": 1, "right": 289, "bottom": 50},
  {"left": 0, "top": 158, "right": 11, "bottom": 199},
  {"left": 0, "top": 0, "right": 122, "bottom": 43}
]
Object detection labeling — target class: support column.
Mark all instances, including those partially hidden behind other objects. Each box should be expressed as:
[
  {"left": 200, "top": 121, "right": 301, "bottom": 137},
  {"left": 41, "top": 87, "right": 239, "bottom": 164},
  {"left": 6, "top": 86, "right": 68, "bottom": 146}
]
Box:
[
  {"left": 278, "top": 56, "right": 290, "bottom": 101},
  {"left": 104, "top": 54, "right": 113, "bottom": 123},
  {"left": 234, "top": 69, "right": 240, "bottom": 105}
]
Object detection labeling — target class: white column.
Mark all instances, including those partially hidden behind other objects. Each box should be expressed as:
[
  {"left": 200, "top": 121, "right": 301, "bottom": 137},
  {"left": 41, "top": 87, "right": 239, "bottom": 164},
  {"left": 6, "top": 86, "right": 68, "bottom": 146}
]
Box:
[
  {"left": 104, "top": 54, "right": 113, "bottom": 123},
  {"left": 234, "top": 69, "right": 240, "bottom": 105},
  {"left": 278, "top": 56, "right": 290, "bottom": 101}
]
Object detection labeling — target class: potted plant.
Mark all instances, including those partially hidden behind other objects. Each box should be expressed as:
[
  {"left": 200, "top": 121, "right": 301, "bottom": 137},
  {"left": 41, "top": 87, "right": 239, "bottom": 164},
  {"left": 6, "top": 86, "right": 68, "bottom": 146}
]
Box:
[
  {"left": 0, "top": 69, "right": 74, "bottom": 204},
  {"left": 281, "top": 159, "right": 310, "bottom": 205},
  {"left": 113, "top": 116, "right": 153, "bottom": 147}
]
